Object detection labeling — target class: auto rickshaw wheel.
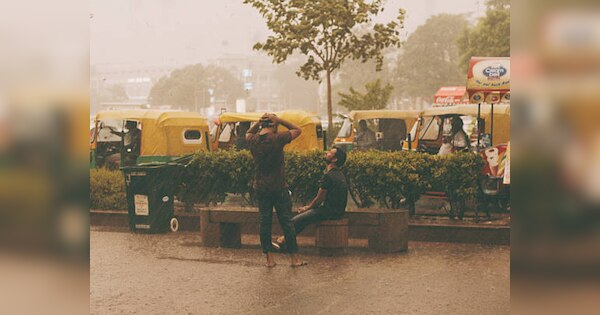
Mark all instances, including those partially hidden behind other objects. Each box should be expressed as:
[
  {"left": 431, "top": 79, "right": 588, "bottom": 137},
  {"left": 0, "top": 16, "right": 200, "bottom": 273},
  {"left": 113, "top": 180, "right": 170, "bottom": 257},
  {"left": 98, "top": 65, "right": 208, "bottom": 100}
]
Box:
[
  {"left": 170, "top": 217, "right": 179, "bottom": 232},
  {"left": 497, "top": 193, "right": 510, "bottom": 212}
]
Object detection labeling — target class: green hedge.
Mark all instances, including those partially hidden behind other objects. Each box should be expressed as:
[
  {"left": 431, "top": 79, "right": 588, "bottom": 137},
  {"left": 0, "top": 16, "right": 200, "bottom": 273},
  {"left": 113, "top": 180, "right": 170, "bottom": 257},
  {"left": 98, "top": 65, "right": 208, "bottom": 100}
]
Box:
[
  {"left": 179, "top": 150, "right": 484, "bottom": 208},
  {"left": 430, "top": 152, "right": 485, "bottom": 203},
  {"left": 90, "top": 168, "right": 127, "bottom": 210},
  {"left": 345, "top": 151, "right": 434, "bottom": 208},
  {"left": 90, "top": 150, "right": 485, "bottom": 211},
  {"left": 178, "top": 150, "right": 327, "bottom": 205},
  {"left": 179, "top": 150, "right": 255, "bottom": 205},
  {"left": 284, "top": 150, "right": 327, "bottom": 203}
]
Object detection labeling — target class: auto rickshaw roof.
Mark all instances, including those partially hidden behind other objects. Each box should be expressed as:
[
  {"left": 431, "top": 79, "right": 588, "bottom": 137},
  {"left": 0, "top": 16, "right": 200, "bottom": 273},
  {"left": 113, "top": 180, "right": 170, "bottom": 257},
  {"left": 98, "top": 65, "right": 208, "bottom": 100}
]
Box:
[
  {"left": 422, "top": 104, "right": 510, "bottom": 117},
  {"left": 95, "top": 110, "right": 208, "bottom": 127},
  {"left": 348, "top": 110, "right": 423, "bottom": 121},
  {"left": 219, "top": 110, "right": 319, "bottom": 127}
]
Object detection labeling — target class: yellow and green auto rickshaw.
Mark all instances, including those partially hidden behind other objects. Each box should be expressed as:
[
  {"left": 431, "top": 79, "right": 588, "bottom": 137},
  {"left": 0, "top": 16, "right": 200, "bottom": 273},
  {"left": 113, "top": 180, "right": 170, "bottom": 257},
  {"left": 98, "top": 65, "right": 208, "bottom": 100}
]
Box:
[
  {"left": 406, "top": 104, "right": 510, "bottom": 153},
  {"left": 211, "top": 110, "right": 324, "bottom": 152},
  {"left": 90, "top": 110, "right": 211, "bottom": 168},
  {"left": 333, "top": 110, "right": 422, "bottom": 152}
]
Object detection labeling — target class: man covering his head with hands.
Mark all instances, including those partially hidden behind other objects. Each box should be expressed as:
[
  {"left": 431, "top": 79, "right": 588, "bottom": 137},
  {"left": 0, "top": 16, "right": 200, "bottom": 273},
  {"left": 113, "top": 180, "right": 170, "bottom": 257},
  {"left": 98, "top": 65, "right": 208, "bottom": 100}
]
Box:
[{"left": 246, "top": 113, "right": 306, "bottom": 267}]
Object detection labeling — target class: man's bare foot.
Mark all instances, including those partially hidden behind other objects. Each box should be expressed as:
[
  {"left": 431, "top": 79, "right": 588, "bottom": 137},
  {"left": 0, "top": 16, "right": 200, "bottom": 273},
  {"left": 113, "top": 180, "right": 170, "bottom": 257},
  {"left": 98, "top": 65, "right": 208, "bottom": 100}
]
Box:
[
  {"left": 265, "top": 252, "right": 277, "bottom": 268},
  {"left": 266, "top": 261, "right": 277, "bottom": 268},
  {"left": 290, "top": 254, "right": 307, "bottom": 267}
]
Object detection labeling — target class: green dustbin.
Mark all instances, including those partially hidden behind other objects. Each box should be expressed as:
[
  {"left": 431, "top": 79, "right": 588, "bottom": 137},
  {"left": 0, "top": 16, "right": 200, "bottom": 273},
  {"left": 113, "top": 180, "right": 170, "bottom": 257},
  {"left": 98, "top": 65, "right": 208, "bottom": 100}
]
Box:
[{"left": 121, "top": 163, "right": 185, "bottom": 233}]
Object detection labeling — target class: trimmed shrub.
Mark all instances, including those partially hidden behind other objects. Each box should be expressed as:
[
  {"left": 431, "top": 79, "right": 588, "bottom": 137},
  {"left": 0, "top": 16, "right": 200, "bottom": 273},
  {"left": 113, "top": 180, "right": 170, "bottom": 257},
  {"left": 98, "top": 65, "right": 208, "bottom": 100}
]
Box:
[
  {"left": 285, "top": 150, "right": 327, "bottom": 203},
  {"left": 345, "top": 151, "right": 435, "bottom": 208},
  {"left": 90, "top": 150, "right": 486, "bottom": 212},
  {"left": 178, "top": 150, "right": 484, "bottom": 209},
  {"left": 178, "top": 150, "right": 325, "bottom": 205},
  {"left": 90, "top": 168, "right": 127, "bottom": 210},
  {"left": 179, "top": 150, "right": 254, "bottom": 206},
  {"left": 430, "top": 152, "right": 485, "bottom": 204}
]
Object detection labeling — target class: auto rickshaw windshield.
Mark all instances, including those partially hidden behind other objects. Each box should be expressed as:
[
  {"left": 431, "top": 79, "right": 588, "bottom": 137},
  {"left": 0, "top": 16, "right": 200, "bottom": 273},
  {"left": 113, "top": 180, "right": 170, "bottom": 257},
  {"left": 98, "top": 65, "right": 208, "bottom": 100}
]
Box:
[
  {"left": 95, "top": 119, "right": 123, "bottom": 143},
  {"left": 337, "top": 118, "right": 352, "bottom": 138}
]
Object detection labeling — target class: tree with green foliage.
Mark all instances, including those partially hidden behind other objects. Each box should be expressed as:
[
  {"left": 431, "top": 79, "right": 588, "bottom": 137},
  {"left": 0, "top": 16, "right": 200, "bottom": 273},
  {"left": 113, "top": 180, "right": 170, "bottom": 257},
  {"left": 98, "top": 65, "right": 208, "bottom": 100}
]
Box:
[
  {"left": 338, "top": 79, "right": 393, "bottom": 111},
  {"left": 149, "top": 64, "right": 244, "bottom": 111},
  {"left": 333, "top": 57, "right": 394, "bottom": 111},
  {"left": 393, "top": 14, "right": 468, "bottom": 102},
  {"left": 243, "top": 0, "right": 405, "bottom": 131},
  {"left": 456, "top": 0, "right": 510, "bottom": 72}
]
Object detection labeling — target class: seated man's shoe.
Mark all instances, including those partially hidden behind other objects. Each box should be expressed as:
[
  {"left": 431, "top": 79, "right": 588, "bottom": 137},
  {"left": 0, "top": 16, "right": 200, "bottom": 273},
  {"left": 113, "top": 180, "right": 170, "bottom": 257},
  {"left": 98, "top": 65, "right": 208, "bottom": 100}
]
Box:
[
  {"left": 271, "top": 241, "right": 281, "bottom": 252},
  {"left": 272, "top": 237, "right": 288, "bottom": 252}
]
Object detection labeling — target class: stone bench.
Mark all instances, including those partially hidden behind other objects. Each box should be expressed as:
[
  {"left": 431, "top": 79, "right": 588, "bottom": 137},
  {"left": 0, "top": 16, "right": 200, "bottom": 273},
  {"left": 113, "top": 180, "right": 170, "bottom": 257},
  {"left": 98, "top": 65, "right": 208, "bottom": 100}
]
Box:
[
  {"left": 315, "top": 218, "right": 349, "bottom": 256},
  {"left": 199, "top": 207, "right": 408, "bottom": 253}
]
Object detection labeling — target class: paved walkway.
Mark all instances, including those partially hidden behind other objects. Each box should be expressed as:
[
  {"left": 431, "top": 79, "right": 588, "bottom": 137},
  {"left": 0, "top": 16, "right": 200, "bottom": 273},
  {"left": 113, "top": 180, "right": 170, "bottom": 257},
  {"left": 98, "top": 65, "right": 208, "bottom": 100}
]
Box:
[{"left": 91, "top": 227, "right": 509, "bottom": 314}]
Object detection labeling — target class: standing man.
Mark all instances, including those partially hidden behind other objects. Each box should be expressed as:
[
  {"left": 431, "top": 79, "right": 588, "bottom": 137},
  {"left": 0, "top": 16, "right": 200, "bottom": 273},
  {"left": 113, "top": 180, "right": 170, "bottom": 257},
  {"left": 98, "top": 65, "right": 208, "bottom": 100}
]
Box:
[
  {"left": 273, "top": 147, "right": 348, "bottom": 249},
  {"left": 246, "top": 113, "right": 306, "bottom": 267}
]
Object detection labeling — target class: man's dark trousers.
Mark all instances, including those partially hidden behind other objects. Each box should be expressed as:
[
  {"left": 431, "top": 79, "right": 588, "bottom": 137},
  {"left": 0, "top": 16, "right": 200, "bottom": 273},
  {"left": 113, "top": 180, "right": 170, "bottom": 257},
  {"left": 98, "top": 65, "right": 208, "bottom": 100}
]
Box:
[
  {"left": 256, "top": 190, "right": 298, "bottom": 253},
  {"left": 292, "top": 206, "right": 341, "bottom": 235}
]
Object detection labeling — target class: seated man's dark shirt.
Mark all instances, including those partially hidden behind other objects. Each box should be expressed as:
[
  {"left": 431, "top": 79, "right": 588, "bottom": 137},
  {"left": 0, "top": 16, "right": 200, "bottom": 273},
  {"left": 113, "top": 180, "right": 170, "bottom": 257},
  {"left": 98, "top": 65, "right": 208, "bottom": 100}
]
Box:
[{"left": 316, "top": 168, "right": 348, "bottom": 219}]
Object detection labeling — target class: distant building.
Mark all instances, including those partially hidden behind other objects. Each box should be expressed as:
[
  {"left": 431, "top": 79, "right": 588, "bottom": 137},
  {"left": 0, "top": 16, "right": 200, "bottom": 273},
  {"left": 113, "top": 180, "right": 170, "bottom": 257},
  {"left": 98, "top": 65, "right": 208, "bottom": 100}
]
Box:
[
  {"left": 92, "top": 55, "right": 322, "bottom": 116},
  {"left": 210, "top": 54, "right": 282, "bottom": 112},
  {"left": 91, "top": 62, "right": 182, "bottom": 104},
  {"left": 210, "top": 54, "right": 320, "bottom": 114}
]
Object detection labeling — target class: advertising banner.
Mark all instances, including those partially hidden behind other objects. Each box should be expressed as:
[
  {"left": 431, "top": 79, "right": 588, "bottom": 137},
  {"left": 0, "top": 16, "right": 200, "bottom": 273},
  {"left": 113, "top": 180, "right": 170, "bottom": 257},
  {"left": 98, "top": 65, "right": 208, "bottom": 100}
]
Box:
[
  {"left": 466, "top": 57, "right": 510, "bottom": 103},
  {"left": 433, "top": 86, "right": 468, "bottom": 106}
]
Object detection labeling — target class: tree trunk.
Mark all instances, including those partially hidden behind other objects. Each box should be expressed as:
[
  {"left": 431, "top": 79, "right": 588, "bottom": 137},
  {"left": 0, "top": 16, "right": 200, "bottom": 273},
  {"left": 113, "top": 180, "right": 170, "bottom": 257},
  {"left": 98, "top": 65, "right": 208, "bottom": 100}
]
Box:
[{"left": 326, "top": 70, "right": 333, "bottom": 142}]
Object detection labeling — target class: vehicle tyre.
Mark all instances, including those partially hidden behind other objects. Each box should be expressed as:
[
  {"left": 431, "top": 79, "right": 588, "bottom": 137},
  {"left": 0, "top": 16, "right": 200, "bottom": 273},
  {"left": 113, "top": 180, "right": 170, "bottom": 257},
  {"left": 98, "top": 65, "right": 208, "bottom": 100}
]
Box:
[{"left": 170, "top": 217, "right": 179, "bottom": 232}]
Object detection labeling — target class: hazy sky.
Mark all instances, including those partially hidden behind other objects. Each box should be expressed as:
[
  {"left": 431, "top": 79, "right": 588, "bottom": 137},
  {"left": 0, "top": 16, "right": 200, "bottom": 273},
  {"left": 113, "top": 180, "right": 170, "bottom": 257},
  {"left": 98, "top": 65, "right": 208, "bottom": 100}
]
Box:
[{"left": 90, "top": 0, "right": 484, "bottom": 66}]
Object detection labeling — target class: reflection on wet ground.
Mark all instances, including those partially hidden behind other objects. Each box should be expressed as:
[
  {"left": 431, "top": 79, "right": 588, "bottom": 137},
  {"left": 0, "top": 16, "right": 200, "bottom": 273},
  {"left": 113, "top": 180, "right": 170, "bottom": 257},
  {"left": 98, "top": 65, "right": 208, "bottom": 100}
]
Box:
[{"left": 91, "top": 228, "right": 509, "bottom": 314}]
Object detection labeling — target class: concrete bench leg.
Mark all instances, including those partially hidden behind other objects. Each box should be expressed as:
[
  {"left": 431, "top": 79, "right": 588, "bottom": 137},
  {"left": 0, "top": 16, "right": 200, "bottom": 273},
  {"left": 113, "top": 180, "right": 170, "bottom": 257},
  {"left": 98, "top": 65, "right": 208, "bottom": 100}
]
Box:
[
  {"left": 368, "top": 211, "right": 409, "bottom": 253},
  {"left": 200, "top": 211, "right": 220, "bottom": 247},
  {"left": 200, "top": 211, "right": 242, "bottom": 248},
  {"left": 315, "top": 219, "right": 349, "bottom": 256},
  {"left": 200, "top": 211, "right": 221, "bottom": 247},
  {"left": 219, "top": 223, "right": 241, "bottom": 248}
]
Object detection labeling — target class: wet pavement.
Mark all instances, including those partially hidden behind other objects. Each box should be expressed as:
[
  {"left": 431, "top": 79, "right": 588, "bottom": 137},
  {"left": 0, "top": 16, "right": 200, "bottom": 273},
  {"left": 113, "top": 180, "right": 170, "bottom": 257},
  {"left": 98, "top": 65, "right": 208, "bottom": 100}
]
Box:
[{"left": 91, "top": 227, "right": 509, "bottom": 314}]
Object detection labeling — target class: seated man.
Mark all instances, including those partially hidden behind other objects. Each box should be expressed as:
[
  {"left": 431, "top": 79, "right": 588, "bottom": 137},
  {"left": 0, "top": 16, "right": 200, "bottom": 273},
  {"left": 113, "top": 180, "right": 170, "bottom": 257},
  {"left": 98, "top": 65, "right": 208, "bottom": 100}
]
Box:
[
  {"left": 273, "top": 147, "right": 348, "bottom": 250},
  {"left": 438, "top": 117, "right": 469, "bottom": 156},
  {"left": 354, "top": 120, "right": 376, "bottom": 151},
  {"left": 234, "top": 121, "right": 250, "bottom": 150},
  {"left": 109, "top": 120, "right": 141, "bottom": 166},
  {"left": 449, "top": 117, "right": 469, "bottom": 152}
]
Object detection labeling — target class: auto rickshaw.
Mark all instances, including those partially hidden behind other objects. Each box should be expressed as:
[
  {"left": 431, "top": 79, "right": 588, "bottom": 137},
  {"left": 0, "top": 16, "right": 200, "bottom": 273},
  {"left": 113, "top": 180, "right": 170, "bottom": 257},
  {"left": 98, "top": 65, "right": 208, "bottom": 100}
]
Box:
[
  {"left": 408, "top": 104, "right": 511, "bottom": 215},
  {"left": 406, "top": 104, "right": 510, "bottom": 153},
  {"left": 2, "top": 87, "right": 90, "bottom": 258},
  {"left": 211, "top": 110, "right": 325, "bottom": 152},
  {"left": 334, "top": 110, "right": 422, "bottom": 152},
  {"left": 90, "top": 110, "right": 211, "bottom": 168}
]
